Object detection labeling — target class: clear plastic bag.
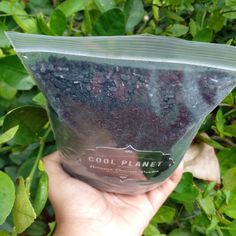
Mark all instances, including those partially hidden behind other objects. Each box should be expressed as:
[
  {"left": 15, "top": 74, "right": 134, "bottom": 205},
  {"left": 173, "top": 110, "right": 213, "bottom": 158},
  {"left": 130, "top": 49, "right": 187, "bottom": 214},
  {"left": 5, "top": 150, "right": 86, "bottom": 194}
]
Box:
[{"left": 7, "top": 32, "right": 236, "bottom": 194}]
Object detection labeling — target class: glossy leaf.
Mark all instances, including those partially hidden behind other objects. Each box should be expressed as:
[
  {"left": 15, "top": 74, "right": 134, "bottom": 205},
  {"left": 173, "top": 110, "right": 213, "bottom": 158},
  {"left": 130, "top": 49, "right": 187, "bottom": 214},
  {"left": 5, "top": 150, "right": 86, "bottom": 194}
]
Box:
[
  {"left": 166, "top": 24, "right": 189, "bottom": 37},
  {"left": 223, "top": 167, "right": 236, "bottom": 190},
  {"left": 0, "top": 56, "right": 35, "bottom": 92},
  {"left": 228, "top": 220, "right": 236, "bottom": 236},
  {"left": 47, "top": 221, "right": 56, "bottom": 236},
  {"left": 224, "top": 125, "right": 236, "bottom": 137},
  {"left": 33, "top": 169, "right": 48, "bottom": 217},
  {"left": 198, "top": 196, "right": 216, "bottom": 215},
  {"left": 170, "top": 172, "right": 199, "bottom": 204},
  {"left": 0, "top": 171, "right": 15, "bottom": 225},
  {"left": 124, "top": 0, "right": 145, "bottom": 33},
  {"left": 92, "top": 8, "right": 126, "bottom": 36},
  {"left": 37, "top": 14, "right": 54, "bottom": 36},
  {"left": 151, "top": 205, "right": 176, "bottom": 224},
  {"left": 169, "top": 229, "right": 201, "bottom": 236},
  {"left": 27, "top": 0, "right": 54, "bottom": 15},
  {"left": 32, "top": 92, "right": 47, "bottom": 107},
  {"left": 3, "top": 106, "right": 48, "bottom": 145},
  {"left": 0, "top": 24, "right": 10, "bottom": 48},
  {"left": 0, "top": 1, "right": 38, "bottom": 33},
  {"left": 0, "top": 126, "right": 19, "bottom": 145},
  {"left": 223, "top": 10, "right": 236, "bottom": 19},
  {"left": 218, "top": 148, "right": 236, "bottom": 175},
  {"left": 221, "top": 188, "right": 236, "bottom": 219},
  {"left": 208, "top": 12, "right": 225, "bottom": 33},
  {"left": 93, "top": 0, "right": 116, "bottom": 12},
  {"left": 0, "top": 80, "right": 17, "bottom": 100},
  {"left": 225, "top": 0, "right": 236, "bottom": 6},
  {"left": 152, "top": 0, "right": 160, "bottom": 22},
  {"left": 215, "top": 108, "right": 225, "bottom": 135},
  {"left": 193, "top": 28, "right": 213, "bottom": 42},
  {"left": 0, "top": 231, "right": 11, "bottom": 236},
  {"left": 49, "top": 9, "right": 67, "bottom": 36},
  {"left": 143, "top": 224, "right": 162, "bottom": 236},
  {"left": 57, "top": 0, "right": 85, "bottom": 17}
]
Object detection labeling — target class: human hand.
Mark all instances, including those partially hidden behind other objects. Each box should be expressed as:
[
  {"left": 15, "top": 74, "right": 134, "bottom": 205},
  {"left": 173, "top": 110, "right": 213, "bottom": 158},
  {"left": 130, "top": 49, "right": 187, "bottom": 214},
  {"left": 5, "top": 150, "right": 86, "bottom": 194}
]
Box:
[{"left": 44, "top": 152, "right": 183, "bottom": 236}]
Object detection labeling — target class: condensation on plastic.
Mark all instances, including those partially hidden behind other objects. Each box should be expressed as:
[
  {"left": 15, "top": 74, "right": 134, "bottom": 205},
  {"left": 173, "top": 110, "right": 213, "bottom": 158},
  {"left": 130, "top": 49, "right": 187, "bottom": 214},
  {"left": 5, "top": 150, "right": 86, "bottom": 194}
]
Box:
[{"left": 6, "top": 32, "right": 236, "bottom": 194}]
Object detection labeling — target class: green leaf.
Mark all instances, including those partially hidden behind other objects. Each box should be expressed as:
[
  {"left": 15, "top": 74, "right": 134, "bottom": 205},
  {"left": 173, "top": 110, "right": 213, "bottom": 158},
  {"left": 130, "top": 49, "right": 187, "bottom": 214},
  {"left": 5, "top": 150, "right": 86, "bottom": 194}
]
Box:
[
  {"left": 225, "top": 0, "right": 236, "bottom": 7},
  {"left": 49, "top": 9, "right": 67, "bottom": 36},
  {"left": 189, "top": 19, "right": 199, "bottom": 37},
  {"left": 218, "top": 148, "right": 236, "bottom": 175},
  {"left": 0, "top": 231, "right": 11, "bottom": 236},
  {"left": 208, "top": 12, "right": 225, "bottom": 33},
  {"left": 47, "top": 221, "right": 56, "bottom": 236},
  {"left": 124, "top": 0, "right": 146, "bottom": 33},
  {"left": 223, "top": 167, "right": 236, "bottom": 190},
  {"left": 0, "top": 56, "right": 34, "bottom": 92},
  {"left": 57, "top": 0, "right": 85, "bottom": 17},
  {"left": 207, "top": 218, "right": 220, "bottom": 236},
  {"left": 0, "top": 1, "right": 38, "bottom": 33},
  {"left": 13, "top": 177, "right": 36, "bottom": 234},
  {"left": 198, "top": 196, "right": 216, "bottom": 215},
  {"left": 221, "top": 188, "right": 236, "bottom": 219},
  {"left": 27, "top": 0, "right": 54, "bottom": 15},
  {"left": 0, "top": 171, "right": 15, "bottom": 225},
  {"left": 81, "top": 6, "right": 92, "bottom": 34},
  {"left": 197, "top": 134, "right": 224, "bottom": 150},
  {"left": 166, "top": 24, "right": 189, "bottom": 37},
  {"left": 228, "top": 220, "right": 236, "bottom": 236},
  {"left": 223, "top": 9, "right": 236, "bottom": 19},
  {"left": 164, "top": 10, "right": 184, "bottom": 22},
  {"left": 151, "top": 205, "right": 176, "bottom": 224},
  {"left": 0, "top": 80, "right": 17, "bottom": 100},
  {"left": 0, "top": 125, "right": 19, "bottom": 145},
  {"left": 0, "top": 24, "right": 10, "bottom": 48},
  {"left": 152, "top": 0, "right": 160, "bottom": 22},
  {"left": 93, "top": 0, "right": 116, "bottom": 12},
  {"left": 170, "top": 172, "right": 199, "bottom": 204},
  {"left": 3, "top": 106, "right": 48, "bottom": 145},
  {"left": 33, "top": 170, "right": 48, "bottom": 217},
  {"left": 92, "top": 8, "right": 126, "bottom": 36},
  {"left": 32, "top": 92, "right": 47, "bottom": 107},
  {"left": 215, "top": 108, "right": 225, "bottom": 135},
  {"left": 223, "top": 92, "right": 234, "bottom": 105},
  {"left": 193, "top": 28, "right": 213, "bottom": 42},
  {"left": 37, "top": 14, "right": 54, "bottom": 36},
  {"left": 224, "top": 125, "right": 236, "bottom": 137},
  {"left": 0, "top": 1, "right": 11, "bottom": 13},
  {"left": 168, "top": 229, "right": 201, "bottom": 236},
  {"left": 143, "top": 224, "right": 163, "bottom": 236},
  {"left": 199, "top": 114, "right": 213, "bottom": 132},
  {"left": 192, "top": 214, "right": 211, "bottom": 234}
]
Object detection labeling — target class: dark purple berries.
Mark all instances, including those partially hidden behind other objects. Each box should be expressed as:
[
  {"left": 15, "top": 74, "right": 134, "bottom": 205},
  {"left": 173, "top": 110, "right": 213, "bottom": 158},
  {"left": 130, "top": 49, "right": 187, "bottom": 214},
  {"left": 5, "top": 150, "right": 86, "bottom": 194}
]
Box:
[
  {"left": 198, "top": 70, "right": 219, "bottom": 104},
  {"left": 29, "top": 56, "right": 194, "bottom": 153}
]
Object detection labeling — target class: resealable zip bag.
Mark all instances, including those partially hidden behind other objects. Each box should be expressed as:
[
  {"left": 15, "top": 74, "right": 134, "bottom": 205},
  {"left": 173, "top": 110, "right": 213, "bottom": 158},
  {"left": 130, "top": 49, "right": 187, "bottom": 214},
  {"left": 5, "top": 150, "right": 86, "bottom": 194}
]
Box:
[{"left": 6, "top": 32, "right": 236, "bottom": 194}]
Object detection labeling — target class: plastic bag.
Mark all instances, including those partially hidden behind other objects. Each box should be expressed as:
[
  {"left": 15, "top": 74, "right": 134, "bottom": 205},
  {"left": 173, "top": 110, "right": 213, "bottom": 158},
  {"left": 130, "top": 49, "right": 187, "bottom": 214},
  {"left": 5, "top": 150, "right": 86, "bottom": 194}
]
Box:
[{"left": 7, "top": 32, "right": 236, "bottom": 194}]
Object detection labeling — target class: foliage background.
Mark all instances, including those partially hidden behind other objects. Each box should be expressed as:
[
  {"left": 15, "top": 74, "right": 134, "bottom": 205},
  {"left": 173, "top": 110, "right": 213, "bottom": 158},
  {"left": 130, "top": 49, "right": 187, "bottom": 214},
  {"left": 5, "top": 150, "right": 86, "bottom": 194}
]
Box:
[{"left": 0, "top": 0, "right": 236, "bottom": 235}]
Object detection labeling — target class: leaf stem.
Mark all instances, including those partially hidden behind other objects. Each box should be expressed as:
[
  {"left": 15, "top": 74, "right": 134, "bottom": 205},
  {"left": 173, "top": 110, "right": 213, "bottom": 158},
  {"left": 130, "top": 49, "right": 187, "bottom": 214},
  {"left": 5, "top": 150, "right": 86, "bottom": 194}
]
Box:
[
  {"left": 26, "top": 128, "right": 51, "bottom": 192},
  {"left": 223, "top": 108, "right": 236, "bottom": 119},
  {"left": 0, "top": 145, "right": 12, "bottom": 153},
  {"left": 211, "top": 135, "right": 236, "bottom": 147},
  {"left": 216, "top": 212, "right": 231, "bottom": 225},
  {"left": 216, "top": 226, "right": 224, "bottom": 236}
]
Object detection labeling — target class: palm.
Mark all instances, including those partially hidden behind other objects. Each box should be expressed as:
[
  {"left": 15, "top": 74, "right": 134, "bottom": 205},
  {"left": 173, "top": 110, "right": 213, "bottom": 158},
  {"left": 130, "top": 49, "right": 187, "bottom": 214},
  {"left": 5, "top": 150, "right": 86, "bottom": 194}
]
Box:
[{"left": 44, "top": 152, "right": 183, "bottom": 236}]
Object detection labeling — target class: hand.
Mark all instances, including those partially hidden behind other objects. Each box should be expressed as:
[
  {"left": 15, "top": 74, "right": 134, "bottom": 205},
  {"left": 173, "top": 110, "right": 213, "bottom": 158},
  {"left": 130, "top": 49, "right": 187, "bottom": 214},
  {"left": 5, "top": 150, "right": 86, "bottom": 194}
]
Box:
[{"left": 44, "top": 152, "right": 183, "bottom": 236}]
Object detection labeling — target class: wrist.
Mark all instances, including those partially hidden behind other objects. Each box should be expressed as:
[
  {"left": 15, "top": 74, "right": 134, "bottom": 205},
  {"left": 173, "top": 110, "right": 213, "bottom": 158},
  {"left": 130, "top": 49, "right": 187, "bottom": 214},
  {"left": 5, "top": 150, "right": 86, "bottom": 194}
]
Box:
[
  {"left": 53, "top": 220, "right": 143, "bottom": 236},
  {"left": 54, "top": 221, "right": 97, "bottom": 236}
]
